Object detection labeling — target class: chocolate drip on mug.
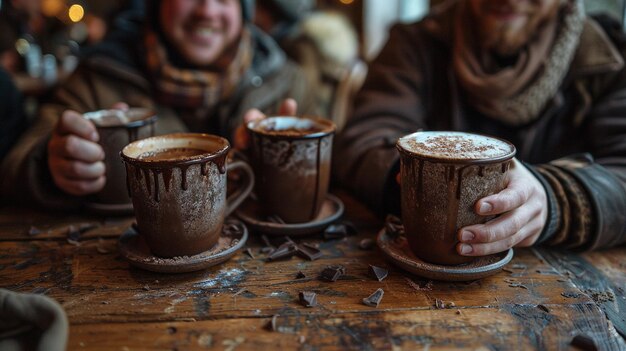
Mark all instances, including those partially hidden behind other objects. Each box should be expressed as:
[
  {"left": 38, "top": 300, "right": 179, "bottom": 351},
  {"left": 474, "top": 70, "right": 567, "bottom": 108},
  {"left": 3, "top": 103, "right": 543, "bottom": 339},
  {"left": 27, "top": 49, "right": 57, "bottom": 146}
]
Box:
[
  {"left": 142, "top": 168, "right": 152, "bottom": 196},
  {"left": 162, "top": 168, "right": 172, "bottom": 192},
  {"left": 310, "top": 138, "right": 322, "bottom": 220},
  {"left": 180, "top": 165, "right": 189, "bottom": 191},
  {"left": 152, "top": 169, "right": 160, "bottom": 202}
]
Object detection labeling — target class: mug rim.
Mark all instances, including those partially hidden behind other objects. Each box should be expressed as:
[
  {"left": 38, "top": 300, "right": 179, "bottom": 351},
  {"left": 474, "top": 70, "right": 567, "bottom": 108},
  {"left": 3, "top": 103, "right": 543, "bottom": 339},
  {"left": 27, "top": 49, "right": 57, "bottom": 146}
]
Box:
[
  {"left": 84, "top": 107, "right": 157, "bottom": 129},
  {"left": 121, "top": 133, "right": 230, "bottom": 168},
  {"left": 246, "top": 116, "right": 336, "bottom": 140},
  {"left": 396, "top": 131, "right": 516, "bottom": 164}
]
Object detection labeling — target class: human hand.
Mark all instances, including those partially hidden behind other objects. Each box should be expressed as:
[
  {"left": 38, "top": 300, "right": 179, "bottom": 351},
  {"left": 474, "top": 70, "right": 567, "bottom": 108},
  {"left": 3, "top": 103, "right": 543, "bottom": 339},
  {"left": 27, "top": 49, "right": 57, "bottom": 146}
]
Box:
[
  {"left": 456, "top": 159, "right": 547, "bottom": 256},
  {"left": 47, "top": 103, "right": 128, "bottom": 196},
  {"left": 233, "top": 98, "right": 297, "bottom": 150}
]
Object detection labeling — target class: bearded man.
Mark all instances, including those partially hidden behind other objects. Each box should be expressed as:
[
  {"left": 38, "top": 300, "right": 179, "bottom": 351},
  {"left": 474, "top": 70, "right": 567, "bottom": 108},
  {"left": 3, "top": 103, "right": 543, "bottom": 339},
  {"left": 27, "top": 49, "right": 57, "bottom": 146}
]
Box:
[
  {"left": 335, "top": 0, "right": 626, "bottom": 255},
  {"left": 1, "top": 0, "right": 315, "bottom": 208}
]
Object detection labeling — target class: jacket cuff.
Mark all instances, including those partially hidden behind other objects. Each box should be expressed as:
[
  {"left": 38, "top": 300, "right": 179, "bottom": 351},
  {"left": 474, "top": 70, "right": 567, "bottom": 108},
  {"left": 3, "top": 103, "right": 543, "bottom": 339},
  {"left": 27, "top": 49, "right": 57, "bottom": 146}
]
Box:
[{"left": 553, "top": 154, "right": 626, "bottom": 250}]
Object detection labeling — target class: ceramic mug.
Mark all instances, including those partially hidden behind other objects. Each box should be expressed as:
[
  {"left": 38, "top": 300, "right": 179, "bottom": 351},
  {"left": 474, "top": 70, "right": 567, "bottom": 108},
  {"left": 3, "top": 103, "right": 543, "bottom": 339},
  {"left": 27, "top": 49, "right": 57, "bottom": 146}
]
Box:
[
  {"left": 397, "top": 131, "right": 516, "bottom": 265},
  {"left": 247, "top": 116, "right": 335, "bottom": 223},
  {"left": 83, "top": 108, "right": 157, "bottom": 207},
  {"left": 121, "top": 133, "right": 254, "bottom": 258}
]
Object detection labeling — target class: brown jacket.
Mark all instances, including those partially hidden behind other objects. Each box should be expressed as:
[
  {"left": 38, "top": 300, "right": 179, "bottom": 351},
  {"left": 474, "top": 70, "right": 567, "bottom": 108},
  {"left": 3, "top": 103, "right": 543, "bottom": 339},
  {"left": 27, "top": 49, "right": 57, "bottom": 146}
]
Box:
[
  {"left": 0, "top": 24, "right": 317, "bottom": 210},
  {"left": 335, "top": 12, "right": 626, "bottom": 250}
]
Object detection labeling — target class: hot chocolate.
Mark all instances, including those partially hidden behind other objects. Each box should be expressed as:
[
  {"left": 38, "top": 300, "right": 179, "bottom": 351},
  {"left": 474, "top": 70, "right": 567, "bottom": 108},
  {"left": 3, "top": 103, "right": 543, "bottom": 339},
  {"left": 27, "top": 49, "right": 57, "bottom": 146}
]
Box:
[
  {"left": 82, "top": 108, "right": 157, "bottom": 208},
  {"left": 247, "top": 116, "right": 336, "bottom": 223},
  {"left": 397, "top": 131, "right": 516, "bottom": 265},
  {"left": 138, "top": 147, "right": 208, "bottom": 162}
]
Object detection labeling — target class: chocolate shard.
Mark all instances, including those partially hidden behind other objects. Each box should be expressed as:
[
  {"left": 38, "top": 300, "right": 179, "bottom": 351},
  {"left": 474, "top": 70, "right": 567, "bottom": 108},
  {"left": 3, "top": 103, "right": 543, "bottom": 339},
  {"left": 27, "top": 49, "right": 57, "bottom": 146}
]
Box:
[
  {"left": 267, "top": 242, "right": 297, "bottom": 261},
  {"left": 369, "top": 265, "right": 388, "bottom": 281},
  {"left": 66, "top": 225, "right": 81, "bottom": 245},
  {"left": 299, "top": 291, "right": 317, "bottom": 307},
  {"left": 260, "top": 246, "right": 274, "bottom": 254},
  {"left": 323, "top": 224, "right": 348, "bottom": 240},
  {"left": 359, "top": 238, "right": 374, "bottom": 250},
  {"left": 223, "top": 222, "right": 242, "bottom": 236},
  {"left": 362, "top": 288, "right": 384, "bottom": 307},
  {"left": 321, "top": 265, "right": 345, "bottom": 282},
  {"left": 434, "top": 298, "right": 445, "bottom": 309},
  {"left": 570, "top": 334, "right": 598, "bottom": 351},
  {"left": 296, "top": 271, "right": 306, "bottom": 279},
  {"left": 297, "top": 243, "right": 323, "bottom": 261},
  {"left": 537, "top": 304, "right": 550, "bottom": 313},
  {"left": 27, "top": 226, "right": 42, "bottom": 236}
]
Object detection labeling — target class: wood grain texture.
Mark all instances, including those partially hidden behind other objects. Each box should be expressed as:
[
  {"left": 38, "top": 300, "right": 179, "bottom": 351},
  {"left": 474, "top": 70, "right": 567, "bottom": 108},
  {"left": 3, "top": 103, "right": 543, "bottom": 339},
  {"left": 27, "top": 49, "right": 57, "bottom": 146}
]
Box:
[{"left": 1, "top": 191, "right": 625, "bottom": 350}]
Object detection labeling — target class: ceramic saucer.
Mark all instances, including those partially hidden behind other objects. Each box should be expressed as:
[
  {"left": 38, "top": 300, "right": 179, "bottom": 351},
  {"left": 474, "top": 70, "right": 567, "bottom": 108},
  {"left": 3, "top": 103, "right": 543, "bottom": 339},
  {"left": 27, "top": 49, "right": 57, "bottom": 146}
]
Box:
[
  {"left": 84, "top": 201, "right": 134, "bottom": 216},
  {"left": 376, "top": 227, "right": 513, "bottom": 281},
  {"left": 118, "top": 218, "right": 248, "bottom": 273},
  {"left": 235, "top": 194, "right": 344, "bottom": 236}
]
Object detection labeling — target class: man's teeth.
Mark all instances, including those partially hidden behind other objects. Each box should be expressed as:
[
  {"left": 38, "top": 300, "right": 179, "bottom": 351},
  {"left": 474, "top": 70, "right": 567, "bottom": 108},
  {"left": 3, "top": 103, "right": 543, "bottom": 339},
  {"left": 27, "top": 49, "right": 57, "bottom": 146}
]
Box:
[{"left": 196, "top": 28, "right": 216, "bottom": 35}]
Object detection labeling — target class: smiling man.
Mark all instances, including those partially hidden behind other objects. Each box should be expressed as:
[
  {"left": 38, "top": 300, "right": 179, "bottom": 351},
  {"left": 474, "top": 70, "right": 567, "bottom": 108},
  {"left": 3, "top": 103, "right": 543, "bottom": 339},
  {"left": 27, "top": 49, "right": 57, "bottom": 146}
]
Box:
[
  {"left": 0, "top": 0, "right": 316, "bottom": 207},
  {"left": 335, "top": 0, "right": 626, "bottom": 254}
]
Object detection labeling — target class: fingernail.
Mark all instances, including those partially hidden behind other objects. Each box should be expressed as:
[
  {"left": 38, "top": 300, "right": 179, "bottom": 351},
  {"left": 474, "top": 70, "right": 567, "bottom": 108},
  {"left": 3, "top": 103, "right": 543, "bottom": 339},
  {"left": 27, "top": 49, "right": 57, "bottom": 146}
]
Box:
[
  {"left": 461, "top": 231, "right": 474, "bottom": 242},
  {"left": 90, "top": 131, "right": 99, "bottom": 141},
  {"left": 460, "top": 244, "right": 473, "bottom": 255},
  {"left": 479, "top": 202, "right": 493, "bottom": 214}
]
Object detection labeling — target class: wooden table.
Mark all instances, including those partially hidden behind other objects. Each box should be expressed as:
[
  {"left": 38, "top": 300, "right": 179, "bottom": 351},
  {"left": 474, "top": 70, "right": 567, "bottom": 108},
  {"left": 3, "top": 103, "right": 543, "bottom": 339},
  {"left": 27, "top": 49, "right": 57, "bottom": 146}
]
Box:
[{"left": 1, "top": 192, "right": 625, "bottom": 350}]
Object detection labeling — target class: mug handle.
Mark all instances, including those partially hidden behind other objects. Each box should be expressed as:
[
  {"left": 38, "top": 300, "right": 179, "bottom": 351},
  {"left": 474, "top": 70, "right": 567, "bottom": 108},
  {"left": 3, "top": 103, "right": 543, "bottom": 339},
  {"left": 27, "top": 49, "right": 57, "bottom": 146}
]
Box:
[{"left": 224, "top": 160, "right": 255, "bottom": 217}]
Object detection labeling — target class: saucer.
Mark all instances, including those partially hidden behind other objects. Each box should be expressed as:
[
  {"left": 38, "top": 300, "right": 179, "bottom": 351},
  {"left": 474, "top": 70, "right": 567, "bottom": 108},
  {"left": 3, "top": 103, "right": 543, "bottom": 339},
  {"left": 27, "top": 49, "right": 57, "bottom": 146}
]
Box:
[
  {"left": 118, "top": 218, "right": 248, "bottom": 273},
  {"left": 84, "top": 201, "right": 134, "bottom": 216},
  {"left": 376, "top": 227, "right": 513, "bottom": 281},
  {"left": 235, "top": 194, "right": 344, "bottom": 236}
]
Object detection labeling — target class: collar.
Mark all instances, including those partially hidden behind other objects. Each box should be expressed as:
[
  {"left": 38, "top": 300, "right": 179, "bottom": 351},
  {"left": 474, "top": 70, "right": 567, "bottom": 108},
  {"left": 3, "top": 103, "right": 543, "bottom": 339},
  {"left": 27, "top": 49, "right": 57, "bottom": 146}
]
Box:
[{"left": 570, "top": 18, "right": 624, "bottom": 76}]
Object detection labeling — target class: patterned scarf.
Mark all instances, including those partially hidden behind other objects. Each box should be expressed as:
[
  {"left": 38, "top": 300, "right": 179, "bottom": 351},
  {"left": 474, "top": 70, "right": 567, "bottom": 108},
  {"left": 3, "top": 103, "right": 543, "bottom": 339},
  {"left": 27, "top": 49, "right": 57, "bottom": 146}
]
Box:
[
  {"left": 144, "top": 27, "right": 253, "bottom": 109},
  {"left": 453, "top": 0, "right": 584, "bottom": 126}
]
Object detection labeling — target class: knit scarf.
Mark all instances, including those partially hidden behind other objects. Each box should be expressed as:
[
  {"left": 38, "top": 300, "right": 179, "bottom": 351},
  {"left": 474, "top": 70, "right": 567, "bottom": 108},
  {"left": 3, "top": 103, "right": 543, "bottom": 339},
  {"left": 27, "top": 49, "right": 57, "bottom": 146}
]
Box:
[
  {"left": 453, "top": 0, "right": 584, "bottom": 126},
  {"left": 144, "top": 27, "right": 253, "bottom": 109}
]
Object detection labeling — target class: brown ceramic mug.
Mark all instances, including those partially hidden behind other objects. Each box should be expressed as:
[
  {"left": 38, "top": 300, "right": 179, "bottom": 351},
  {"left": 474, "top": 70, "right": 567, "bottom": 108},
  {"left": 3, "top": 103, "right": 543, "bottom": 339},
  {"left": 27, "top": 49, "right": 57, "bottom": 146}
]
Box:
[
  {"left": 121, "top": 133, "right": 254, "bottom": 258},
  {"left": 83, "top": 108, "right": 157, "bottom": 207},
  {"left": 247, "top": 116, "right": 335, "bottom": 223},
  {"left": 397, "top": 131, "right": 516, "bottom": 265}
]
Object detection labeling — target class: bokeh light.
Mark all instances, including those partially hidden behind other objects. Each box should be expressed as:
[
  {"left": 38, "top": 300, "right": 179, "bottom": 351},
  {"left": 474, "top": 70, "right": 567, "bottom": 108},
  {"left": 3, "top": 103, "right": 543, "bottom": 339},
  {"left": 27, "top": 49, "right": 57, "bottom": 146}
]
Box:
[{"left": 68, "top": 4, "right": 85, "bottom": 23}]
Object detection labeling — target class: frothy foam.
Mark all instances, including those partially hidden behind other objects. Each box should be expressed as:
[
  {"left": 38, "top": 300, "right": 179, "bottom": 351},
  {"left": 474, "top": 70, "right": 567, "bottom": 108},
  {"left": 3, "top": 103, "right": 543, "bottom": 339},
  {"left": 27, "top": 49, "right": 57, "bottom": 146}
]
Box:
[{"left": 398, "top": 131, "right": 514, "bottom": 160}]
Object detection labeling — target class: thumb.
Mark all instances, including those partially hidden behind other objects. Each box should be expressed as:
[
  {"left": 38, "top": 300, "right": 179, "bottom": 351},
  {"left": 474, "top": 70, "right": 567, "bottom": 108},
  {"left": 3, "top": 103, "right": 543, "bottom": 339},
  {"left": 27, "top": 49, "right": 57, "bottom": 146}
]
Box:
[{"left": 279, "top": 98, "right": 297, "bottom": 116}]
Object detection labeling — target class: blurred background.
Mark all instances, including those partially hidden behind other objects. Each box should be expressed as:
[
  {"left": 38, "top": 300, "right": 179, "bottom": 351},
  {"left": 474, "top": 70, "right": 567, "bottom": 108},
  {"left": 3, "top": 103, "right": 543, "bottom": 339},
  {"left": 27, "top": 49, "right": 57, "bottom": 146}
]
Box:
[{"left": 0, "top": 0, "right": 623, "bottom": 122}]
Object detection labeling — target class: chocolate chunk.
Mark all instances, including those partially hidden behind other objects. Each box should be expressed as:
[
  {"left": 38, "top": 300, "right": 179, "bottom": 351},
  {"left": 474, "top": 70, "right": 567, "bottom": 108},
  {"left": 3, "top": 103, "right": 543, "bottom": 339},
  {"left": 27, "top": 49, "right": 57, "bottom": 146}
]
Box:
[
  {"left": 434, "top": 298, "right": 445, "bottom": 309},
  {"left": 362, "top": 288, "right": 384, "bottom": 307},
  {"left": 358, "top": 238, "right": 374, "bottom": 250},
  {"left": 570, "top": 334, "right": 598, "bottom": 351},
  {"left": 27, "top": 226, "right": 42, "bottom": 236},
  {"left": 66, "top": 225, "right": 81, "bottom": 245},
  {"left": 267, "top": 242, "right": 297, "bottom": 261},
  {"left": 369, "top": 265, "right": 388, "bottom": 281},
  {"left": 296, "top": 271, "right": 306, "bottom": 279},
  {"left": 299, "top": 291, "right": 317, "bottom": 307},
  {"left": 96, "top": 238, "right": 110, "bottom": 254},
  {"left": 223, "top": 222, "right": 242, "bottom": 236},
  {"left": 561, "top": 291, "right": 582, "bottom": 298},
  {"left": 321, "top": 265, "right": 345, "bottom": 282},
  {"left": 297, "top": 243, "right": 323, "bottom": 261},
  {"left": 323, "top": 224, "right": 348, "bottom": 239},
  {"left": 537, "top": 304, "right": 550, "bottom": 313}
]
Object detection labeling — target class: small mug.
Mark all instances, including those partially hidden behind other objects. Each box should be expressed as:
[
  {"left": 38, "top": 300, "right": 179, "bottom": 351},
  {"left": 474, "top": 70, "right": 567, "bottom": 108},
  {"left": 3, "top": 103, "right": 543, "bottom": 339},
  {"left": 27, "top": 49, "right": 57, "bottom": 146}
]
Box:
[
  {"left": 83, "top": 108, "right": 157, "bottom": 206},
  {"left": 247, "top": 116, "right": 335, "bottom": 223},
  {"left": 397, "top": 131, "right": 516, "bottom": 265},
  {"left": 121, "top": 133, "right": 254, "bottom": 258}
]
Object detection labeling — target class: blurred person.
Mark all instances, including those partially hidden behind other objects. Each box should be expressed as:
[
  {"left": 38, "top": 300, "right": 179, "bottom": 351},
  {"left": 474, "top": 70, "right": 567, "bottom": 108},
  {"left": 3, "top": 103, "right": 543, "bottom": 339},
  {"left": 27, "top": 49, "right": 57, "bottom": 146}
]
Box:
[
  {"left": 335, "top": 0, "right": 626, "bottom": 254},
  {"left": 0, "top": 0, "right": 316, "bottom": 209},
  {"left": 255, "top": 0, "right": 366, "bottom": 130}
]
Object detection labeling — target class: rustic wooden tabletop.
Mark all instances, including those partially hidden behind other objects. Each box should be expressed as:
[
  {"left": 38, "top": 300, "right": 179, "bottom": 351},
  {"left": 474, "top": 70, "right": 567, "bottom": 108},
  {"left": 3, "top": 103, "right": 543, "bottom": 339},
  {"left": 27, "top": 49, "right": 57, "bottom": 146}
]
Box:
[{"left": 1, "top": 191, "right": 625, "bottom": 350}]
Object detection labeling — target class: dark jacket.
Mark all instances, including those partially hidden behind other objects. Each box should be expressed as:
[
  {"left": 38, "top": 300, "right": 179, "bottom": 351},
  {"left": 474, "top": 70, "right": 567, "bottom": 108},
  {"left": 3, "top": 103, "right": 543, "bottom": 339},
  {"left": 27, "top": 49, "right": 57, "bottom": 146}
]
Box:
[
  {"left": 335, "top": 10, "right": 626, "bottom": 250},
  {"left": 0, "top": 14, "right": 317, "bottom": 209}
]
